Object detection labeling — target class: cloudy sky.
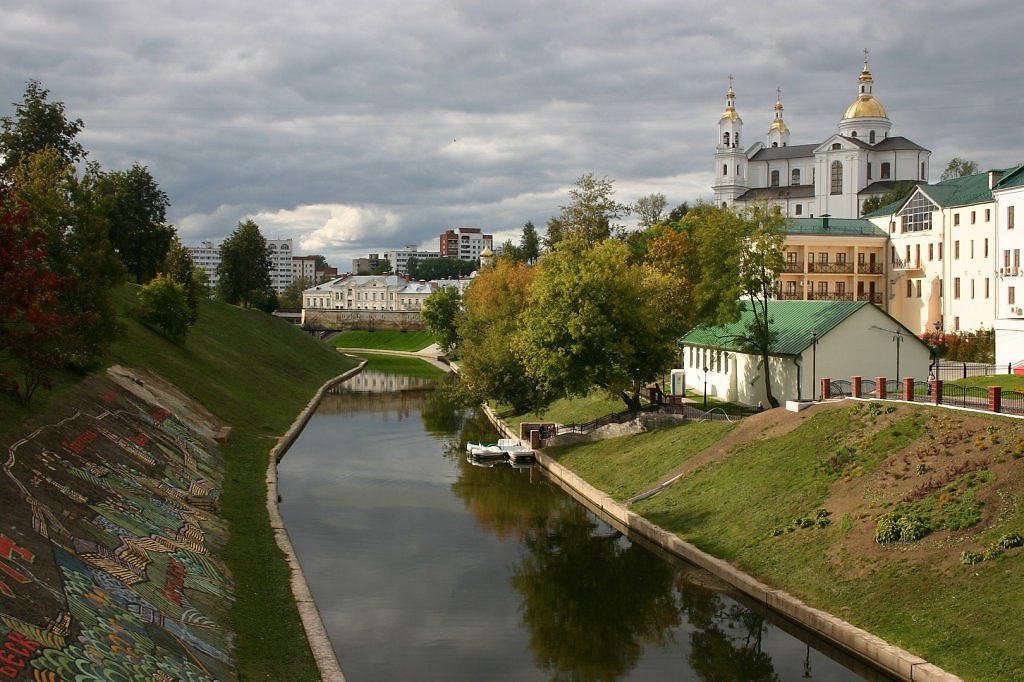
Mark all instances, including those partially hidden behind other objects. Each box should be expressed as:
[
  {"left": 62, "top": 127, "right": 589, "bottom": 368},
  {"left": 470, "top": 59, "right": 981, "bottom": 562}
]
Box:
[{"left": 3, "top": 1, "right": 1022, "bottom": 270}]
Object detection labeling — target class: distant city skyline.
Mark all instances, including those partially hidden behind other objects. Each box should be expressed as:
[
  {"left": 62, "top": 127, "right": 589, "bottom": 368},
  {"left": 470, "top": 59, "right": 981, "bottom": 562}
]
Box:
[{"left": 2, "top": 1, "right": 1020, "bottom": 267}]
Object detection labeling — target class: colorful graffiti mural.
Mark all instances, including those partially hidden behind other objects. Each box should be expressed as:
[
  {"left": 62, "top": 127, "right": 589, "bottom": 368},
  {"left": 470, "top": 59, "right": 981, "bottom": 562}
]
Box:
[{"left": 1, "top": 376, "right": 235, "bottom": 680}]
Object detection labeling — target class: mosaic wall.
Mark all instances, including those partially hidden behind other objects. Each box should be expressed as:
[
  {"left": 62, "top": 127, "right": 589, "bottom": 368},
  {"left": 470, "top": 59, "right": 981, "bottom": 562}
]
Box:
[{"left": 1, "top": 378, "right": 234, "bottom": 681}]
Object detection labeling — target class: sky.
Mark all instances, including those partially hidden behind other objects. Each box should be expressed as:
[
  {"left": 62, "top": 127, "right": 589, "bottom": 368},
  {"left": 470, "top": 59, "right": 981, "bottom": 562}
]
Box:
[{"left": 3, "top": 1, "right": 1023, "bottom": 271}]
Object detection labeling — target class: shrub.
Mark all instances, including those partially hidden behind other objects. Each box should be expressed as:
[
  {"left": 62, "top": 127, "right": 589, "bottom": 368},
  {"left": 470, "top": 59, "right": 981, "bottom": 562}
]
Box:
[
  {"left": 875, "top": 511, "right": 931, "bottom": 544},
  {"left": 960, "top": 550, "right": 984, "bottom": 565},
  {"left": 998, "top": 532, "right": 1024, "bottom": 549}
]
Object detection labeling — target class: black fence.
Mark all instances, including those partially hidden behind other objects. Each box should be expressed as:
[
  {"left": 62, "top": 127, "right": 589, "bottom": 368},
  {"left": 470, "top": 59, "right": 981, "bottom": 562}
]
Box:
[
  {"left": 557, "top": 405, "right": 659, "bottom": 435},
  {"left": 934, "top": 361, "right": 1013, "bottom": 381},
  {"left": 1004, "top": 390, "right": 1024, "bottom": 416}
]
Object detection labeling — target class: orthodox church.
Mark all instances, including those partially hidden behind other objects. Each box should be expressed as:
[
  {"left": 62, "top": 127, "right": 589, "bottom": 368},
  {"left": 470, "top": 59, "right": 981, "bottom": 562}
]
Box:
[{"left": 713, "top": 53, "right": 931, "bottom": 219}]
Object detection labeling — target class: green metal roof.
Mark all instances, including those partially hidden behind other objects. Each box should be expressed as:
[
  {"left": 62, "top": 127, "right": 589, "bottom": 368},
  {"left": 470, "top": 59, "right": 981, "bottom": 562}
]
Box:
[
  {"left": 681, "top": 300, "right": 870, "bottom": 356},
  {"left": 785, "top": 217, "right": 887, "bottom": 237}
]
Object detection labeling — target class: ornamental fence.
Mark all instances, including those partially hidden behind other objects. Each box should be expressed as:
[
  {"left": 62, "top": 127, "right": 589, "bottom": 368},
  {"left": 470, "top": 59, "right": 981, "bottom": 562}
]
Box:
[{"left": 824, "top": 375, "right": 1024, "bottom": 417}]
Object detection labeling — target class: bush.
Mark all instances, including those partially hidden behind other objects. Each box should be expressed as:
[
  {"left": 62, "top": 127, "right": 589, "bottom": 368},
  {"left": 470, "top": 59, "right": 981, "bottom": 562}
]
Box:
[
  {"left": 875, "top": 510, "right": 931, "bottom": 543},
  {"left": 137, "top": 274, "right": 192, "bottom": 344},
  {"left": 960, "top": 550, "right": 984, "bottom": 565},
  {"left": 998, "top": 532, "right": 1024, "bottom": 549}
]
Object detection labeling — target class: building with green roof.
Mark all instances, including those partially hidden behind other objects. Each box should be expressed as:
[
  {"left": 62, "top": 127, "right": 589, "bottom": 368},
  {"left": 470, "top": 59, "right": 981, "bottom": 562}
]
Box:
[{"left": 679, "top": 300, "right": 931, "bottom": 407}]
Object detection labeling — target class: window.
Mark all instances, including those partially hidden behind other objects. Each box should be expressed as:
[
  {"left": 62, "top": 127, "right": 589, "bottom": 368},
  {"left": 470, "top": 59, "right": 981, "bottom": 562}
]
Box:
[
  {"left": 986, "top": 208, "right": 991, "bottom": 222},
  {"left": 830, "top": 161, "right": 843, "bottom": 195},
  {"left": 770, "top": 170, "right": 780, "bottom": 187},
  {"left": 1005, "top": 250, "right": 1012, "bottom": 268},
  {"left": 928, "top": 243, "right": 934, "bottom": 260},
  {"left": 837, "top": 252, "right": 847, "bottom": 264},
  {"left": 971, "top": 280, "right": 976, "bottom": 299},
  {"left": 881, "top": 162, "right": 891, "bottom": 179},
  {"left": 722, "top": 164, "right": 728, "bottom": 176},
  {"left": 1010, "top": 287, "right": 1017, "bottom": 306},
  {"left": 1011, "top": 206, "right": 1017, "bottom": 229},
  {"left": 818, "top": 281, "right": 828, "bottom": 294},
  {"left": 954, "top": 316, "right": 960, "bottom": 331},
  {"left": 795, "top": 204, "right": 802, "bottom": 216},
  {"left": 836, "top": 281, "right": 846, "bottom": 295},
  {"left": 831, "top": 143, "right": 841, "bottom": 150},
  {"left": 858, "top": 252, "right": 866, "bottom": 265},
  {"left": 954, "top": 277, "right": 961, "bottom": 299},
  {"left": 723, "top": 132, "right": 730, "bottom": 146},
  {"left": 808, "top": 253, "right": 815, "bottom": 264},
  {"left": 986, "top": 278, "right": 990, "bottom": 298},
  {"left": 851, "top": 131, "right": 857, "bottom": 138},
  {"left": 791, "top": 169, "right": 800, "bottom": 185},
  {"left": 921, "top": 162, "right": 926, "bottom": 179},
  {"left": 1016, "top": 249, "right": 1022, "bottom": 268},
  {"left": 869, "top": 130, "right": 876, "bottom": 144},
  {"left": 954, "top": 241, "right": 960, "bottom": 259},
  {"left": 954, "top": 213, "right": 960, "bottom": 226},
  {"left": 916, "top": 281, "right": 922, "bottom": 298},
  {"left": 899, "top": 193, "right": 936, "bottom": 232},
  {"left": 971, "top": 211, "right": 976, "bottom": 224},
  {"left": 867, "top": 162, "right": 872, "bottom": 180},
  {"left": 819, "top": 252, "right": 828, "bottom": 264},
  {"left": 787, "top": 252, "right": 797, "bottom": 264},
  {"left": 906, "top": 280, "right": 913, "bottom": 297},
  {"left": 939, "top": 242, "right": 943, "bottom": 260}
]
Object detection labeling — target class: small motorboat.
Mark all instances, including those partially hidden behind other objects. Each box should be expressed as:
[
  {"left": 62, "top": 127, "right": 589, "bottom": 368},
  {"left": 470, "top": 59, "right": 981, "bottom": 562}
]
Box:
[{"left": 466, "top": 442, "right": 506, "bottom": 460}]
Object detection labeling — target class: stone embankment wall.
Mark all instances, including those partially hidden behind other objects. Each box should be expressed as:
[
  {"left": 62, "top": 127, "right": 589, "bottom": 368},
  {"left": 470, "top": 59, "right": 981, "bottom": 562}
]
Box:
[{"left": 485, "top": 405, "right": 962, "bottom": 682}]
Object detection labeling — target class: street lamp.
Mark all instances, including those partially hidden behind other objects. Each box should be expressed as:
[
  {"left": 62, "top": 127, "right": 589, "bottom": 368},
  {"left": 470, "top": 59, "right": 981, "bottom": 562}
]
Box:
[
  {"left": 702, "top": 365, "right": 708, "bottom": 408},
  {"left": 809, "top": 328, "right": 819, "bottom": 401},
  {"left": 871, "top": 325, "right": 905, "bottom": 383}
]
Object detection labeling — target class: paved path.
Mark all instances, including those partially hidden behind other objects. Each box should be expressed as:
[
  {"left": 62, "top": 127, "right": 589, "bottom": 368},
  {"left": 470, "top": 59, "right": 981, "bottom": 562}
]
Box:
[{"left": 335, "top": 343, "right": 451, "bottom": 372}]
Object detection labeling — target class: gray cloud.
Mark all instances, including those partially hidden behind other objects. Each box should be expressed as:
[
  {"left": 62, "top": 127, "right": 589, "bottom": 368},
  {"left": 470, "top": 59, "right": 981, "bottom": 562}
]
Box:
[{"left": 3, "top": 0, "right": 1022, "bottom": 268}]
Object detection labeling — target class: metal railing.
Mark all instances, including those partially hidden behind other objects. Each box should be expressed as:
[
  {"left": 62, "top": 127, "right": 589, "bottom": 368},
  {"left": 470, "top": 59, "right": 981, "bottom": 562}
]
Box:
[{"left": 934, "top": 361, "right": 1012, "bottom": 381}]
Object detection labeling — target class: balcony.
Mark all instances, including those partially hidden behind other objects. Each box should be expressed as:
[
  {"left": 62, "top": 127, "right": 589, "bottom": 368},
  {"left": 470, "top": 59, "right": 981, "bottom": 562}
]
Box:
[
  {"left": 782, "top": 262, "right": 803, "bottom": 273},
  {"left": 807, "top": 262, "right": 854, "bottom": 274},
  {"left": 807, "top": 292, "right": 854, "bottom": 301},
  {"left": 776, "top": 292, "right": 803, "bottom": 300},
  {"left": 857, "top": 292, "right": 883, "bottom": 305},
  {"left": 857, "top": 263, "right": 884, "bottom": 275},
  {"left": 892, "top": 257, "right": 923, "bottom": 273}
]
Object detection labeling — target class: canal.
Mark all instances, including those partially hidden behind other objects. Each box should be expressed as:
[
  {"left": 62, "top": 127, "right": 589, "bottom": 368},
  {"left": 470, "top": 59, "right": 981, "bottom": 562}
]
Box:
[{"left": 278, "top": 365, "right": 892, "bottom": 681}]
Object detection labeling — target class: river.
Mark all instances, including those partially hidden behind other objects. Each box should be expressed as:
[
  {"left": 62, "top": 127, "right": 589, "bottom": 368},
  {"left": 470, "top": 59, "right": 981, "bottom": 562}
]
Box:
[{"left": 278, "top": 366, "right": 891, "bottom": 681}]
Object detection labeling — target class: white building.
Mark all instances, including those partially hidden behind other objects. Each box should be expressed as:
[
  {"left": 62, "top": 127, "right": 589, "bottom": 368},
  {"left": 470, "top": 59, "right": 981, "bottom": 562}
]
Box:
[
  {"left": 715, "top": 54, "right": 930, "bottom": 219},
  {"left": 188, "top": 238, "right": 320, "bottom": 295},
  {"left": 301, "top": 274, "right": 437, "bottom": 312},
  {"left": 680, "top": 300, "right": 931, "bottom": 407},
  {"left": 991, "top": 166, "right": 1024, "bottom": 367},
  {"left": 439, "top": 227, "right": 493, "bottom": 261},
  {"left": 384, "top": 246, "right": 442, "bottom": 276}
]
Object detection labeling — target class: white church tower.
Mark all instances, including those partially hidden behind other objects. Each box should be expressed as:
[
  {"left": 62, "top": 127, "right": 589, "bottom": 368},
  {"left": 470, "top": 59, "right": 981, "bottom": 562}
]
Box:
[
  {"left": 766, "top": 88, "right": 790, "bottom": 148},
  {"left": 712, "top": 76, "right": 748, "bottom": 208},
  {"left": 836, "top": 50, "right": 892, "bottom": 143}
]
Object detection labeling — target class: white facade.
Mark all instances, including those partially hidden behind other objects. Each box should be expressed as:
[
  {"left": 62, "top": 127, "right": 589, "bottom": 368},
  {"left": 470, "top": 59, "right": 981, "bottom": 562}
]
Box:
[
  {"left": 302, "top": 274, "right": 437, "bottom": 312},
  {"left": 440, "top": 227, "right": 493, "bottom": 261},
  {"left": 186, "top": 240, "right": 222, "bottom": 289},
  {"left": 385, "top": 246, "right": 442, "bottom": 276},
  {"left": 187, "top": 237, "right": 299, "bottom": 294},
  {"left": 680, "top": 301, "right": 931, "bottom": 407},
  {"left": 714, "top": 55, "right": 930, "bottom": 219},
  {"left": 991, "top": 169, "right": 1024, "bottom": 367}
]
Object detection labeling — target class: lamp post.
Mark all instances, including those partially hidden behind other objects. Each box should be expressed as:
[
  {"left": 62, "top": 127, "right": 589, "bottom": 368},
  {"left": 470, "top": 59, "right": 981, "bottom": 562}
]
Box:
[
  {"left": 702, "top": 365, "right": 708, "bottom": 409},
  {"left": 809, "top": 328, "right": 818, "bottom": 401},
  {"left": 870, "top": 325, "right": 905, "bottom": 384}
]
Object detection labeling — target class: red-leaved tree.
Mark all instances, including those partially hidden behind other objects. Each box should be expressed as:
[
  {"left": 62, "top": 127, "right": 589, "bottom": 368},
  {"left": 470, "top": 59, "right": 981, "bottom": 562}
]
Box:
[{"left": 0, "top": 200, "right": 74, "bottom": 404}]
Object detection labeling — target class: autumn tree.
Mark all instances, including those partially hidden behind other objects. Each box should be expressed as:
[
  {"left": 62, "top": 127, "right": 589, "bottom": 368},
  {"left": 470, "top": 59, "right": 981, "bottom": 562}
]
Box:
[
  {"left": 516, "top": 236, "right": 684, "bottom": 411},
  {"left": 217, "top": 219, "right": 273, "bottom": 308},
  {"left": 0, "top": 200, "right": 74, "bottom": 404},
  {"left": 456, "top": 259, "right": 551, "bottom": 413},
  {"left": 164, "top": 236, "right": 201, "bottom": 322}
]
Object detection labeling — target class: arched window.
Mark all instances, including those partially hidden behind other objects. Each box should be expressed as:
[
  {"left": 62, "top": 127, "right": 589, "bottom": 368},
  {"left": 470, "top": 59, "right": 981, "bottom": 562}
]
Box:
[
  {"left": 721, "top": 202, "right": 727, "bottom": 209},
  {"left": 869, "top": 130, "right": 876, "bottom": 144},
  {"left": 772, "top": 142, "right": 778, "bottom": 148},
  {"left": 791, "top": 169, "right": 800, "bottom": 185},
  {"left": 831, "top": 143, "right": 841, "bottom": 150},
  {"left": 880, "top": 162, "right": 891, "bottom": 180},
  {"left": 722, "top": 164, "right": 728, "bottom": 176},
  {"left": 830, "top": 161, "right": 843, "bottom": 195},
  {"left": 770, "top": 170, "right": 780, "bottom": 187},
  {"left": 734, "top": 133, "right": 740, "bottom": 147},
  {"left": 723, "top": 132, "right": 730, "bottom": 146},
  {"left": 851, "top": 131, "right": 857, "bottom": 138}
]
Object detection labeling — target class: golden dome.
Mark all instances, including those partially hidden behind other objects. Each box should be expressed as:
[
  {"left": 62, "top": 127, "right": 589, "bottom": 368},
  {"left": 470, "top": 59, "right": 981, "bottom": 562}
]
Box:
[
  {"left": 720, "top": 107, "right": 741, "bottom": 122},
  {"left": 770, "top": 118, "right": 788, "bottom": 133},
  {"left": 480, "top": 246, "right": 493, "bottom": 257},
  {"left": 843, "top": 95, "right": 888, "bottom": 119}
]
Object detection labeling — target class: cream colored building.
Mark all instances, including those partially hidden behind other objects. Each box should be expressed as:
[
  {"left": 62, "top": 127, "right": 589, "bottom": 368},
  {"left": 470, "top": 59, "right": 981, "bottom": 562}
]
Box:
[
  {"left": 302, "top": 274, "right": 437, "bottom": 312},
  {"left": 991, "top": 167, "right": 1024, "bottom": 367},
  {"left": 776, "top": 217, "right": 888, "bottom": 306}
]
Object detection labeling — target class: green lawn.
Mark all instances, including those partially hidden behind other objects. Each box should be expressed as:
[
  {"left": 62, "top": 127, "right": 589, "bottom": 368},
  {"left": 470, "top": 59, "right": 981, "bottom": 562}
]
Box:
[
  {"left": 355, "top": 353, "right": 449, "bottom": 380},
  {"left": 498, "top": 391, "right": 632, "bottom": 435},
  {"left": 330, "top": 329, "right": 434, "bottom": 351}
]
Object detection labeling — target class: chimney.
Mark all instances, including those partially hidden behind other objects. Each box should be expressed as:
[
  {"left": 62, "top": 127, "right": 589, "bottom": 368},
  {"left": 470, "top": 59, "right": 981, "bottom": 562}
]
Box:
[
  {"left": 990, "top": 170, "right": 1004, "bottom": 189},
  {"left": 821, "top": 214, "right": 830, "bottom": 230}
]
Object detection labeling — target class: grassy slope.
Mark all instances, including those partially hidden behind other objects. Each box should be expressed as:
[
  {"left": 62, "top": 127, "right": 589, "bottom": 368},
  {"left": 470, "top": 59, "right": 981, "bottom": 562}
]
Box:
[
  {"left": 330, "top": 329, "right": 433, "bottom": 351},
  {"left": 100, "top": 286, "right": 357, "bottom": 679},
  {"left": 548, "top": 402, "right": 1024, "bottom": 682}
]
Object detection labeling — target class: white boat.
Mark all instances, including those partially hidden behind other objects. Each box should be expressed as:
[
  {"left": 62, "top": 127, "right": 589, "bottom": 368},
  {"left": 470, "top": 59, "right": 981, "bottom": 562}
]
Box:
[
  {"left": 466, "top": 442, "right": 505, "bottom": 459},
  {"left": 498, "top": 439, "right": 535, "bottom": 464}
]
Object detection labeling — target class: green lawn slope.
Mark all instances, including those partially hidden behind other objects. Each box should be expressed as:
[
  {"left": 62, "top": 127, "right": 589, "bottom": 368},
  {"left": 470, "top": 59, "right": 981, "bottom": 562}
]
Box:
[
  {"left": 547, "top": 400, "right": 1024, "bottom": 682},
  {"left": 2, "top": 285, "right": 358, "bottom": 679}
]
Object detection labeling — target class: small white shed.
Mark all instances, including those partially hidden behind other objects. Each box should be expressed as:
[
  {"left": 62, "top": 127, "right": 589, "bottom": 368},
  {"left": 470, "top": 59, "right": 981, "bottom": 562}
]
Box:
[{"left": 679, "top": 301, "right": 933, "bottom": 407}]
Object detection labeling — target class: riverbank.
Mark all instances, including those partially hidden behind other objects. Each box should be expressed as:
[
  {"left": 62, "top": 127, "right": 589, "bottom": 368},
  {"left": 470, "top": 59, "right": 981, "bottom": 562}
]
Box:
[{"left": 489, "top": 398, "right": 1024, "bottom": 682}]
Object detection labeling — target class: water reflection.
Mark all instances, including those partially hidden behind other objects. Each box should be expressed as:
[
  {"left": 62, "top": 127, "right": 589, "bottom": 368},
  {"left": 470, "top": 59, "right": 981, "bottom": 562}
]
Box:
[{"left": 279, "top": 368, "right": 885, "bottom": 681}]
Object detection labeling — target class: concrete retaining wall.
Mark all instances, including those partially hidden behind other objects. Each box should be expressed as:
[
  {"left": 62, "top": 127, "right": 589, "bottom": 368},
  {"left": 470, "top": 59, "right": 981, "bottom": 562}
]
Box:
[
  {"left": 267, "top": 363, "right": 367, "bottom": 682},
  {"left": 481, "top": 405, "right": 963, "bottom": 682}
]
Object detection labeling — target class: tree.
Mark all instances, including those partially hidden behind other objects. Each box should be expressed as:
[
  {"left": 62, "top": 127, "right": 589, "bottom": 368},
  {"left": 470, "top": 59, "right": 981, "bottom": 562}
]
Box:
[
  {"left": 421, "top": 286, "right": 462, "bottom": 353},
  {"left": 279, "top": 276, "right": 314, "bottom": 309},
  {"left": 860, "top": 181, "right": 917, "bottom": 215},
  {"left": 940, "top": 157, "right": 979, "bottom": 181},
  {"left": 163, "top": 236, "right": 201, "bottom": 322},
  {"left": 136, "top": 274, "right": 191, "bottom": 344},
  {"left": 519, "top": 221, "right": 540, "bottom": 264},
  {"left": 498, "top": 238, "right": 524, "bottom": 263},
  {"left": 456, "top": 259, "right": 551, "bottom": 413},
  {"left": 217, "top": 219, "right": 273, "bottom": 308},
  {"left": 407, "top": 255, "right": 476, "bottom": 280},
  {"left": 721, "top": 206, "right": 786, "bottom": 408},
  {"left": 667, "top": 201, "right": 691, "bottom": 223},
  {"left": 0, "top": 80, "right": 86, "bottom": 176},
  {"left": 516, "top": 236, "right": 684, "bottom": 411},
  {"left": 0, "top": 200, "right": 75, "bottom": 404},
  {"left": 546, "top": 173, "right": 631, "bottom": 248},
  {"left": 94, "top": 163, "right": 173, "bottom": 283},
  {"left": 633, "top": 192, "right": 667, "bottom": 229}
]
